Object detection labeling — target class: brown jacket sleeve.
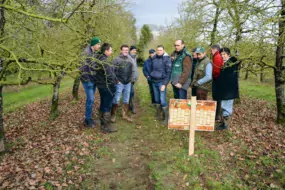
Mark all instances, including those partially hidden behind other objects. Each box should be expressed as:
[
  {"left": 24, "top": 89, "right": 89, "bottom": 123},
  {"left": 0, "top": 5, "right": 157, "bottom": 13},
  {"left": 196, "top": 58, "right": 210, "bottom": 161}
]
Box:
[{"left": 178, "top": 55, "right": 192, "bottom": 85}]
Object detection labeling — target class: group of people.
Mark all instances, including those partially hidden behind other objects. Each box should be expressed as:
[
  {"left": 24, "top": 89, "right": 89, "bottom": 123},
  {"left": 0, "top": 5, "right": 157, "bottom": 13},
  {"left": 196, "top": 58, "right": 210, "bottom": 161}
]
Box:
[
  {"left": 80, "top": 37, "right": 139, "bottom": 133},
  {"left": 80, "top": 37, "right": 240, "bottom": 133},
  {"left": 143, "top": 40, "right": 240, "bottom": 130}
]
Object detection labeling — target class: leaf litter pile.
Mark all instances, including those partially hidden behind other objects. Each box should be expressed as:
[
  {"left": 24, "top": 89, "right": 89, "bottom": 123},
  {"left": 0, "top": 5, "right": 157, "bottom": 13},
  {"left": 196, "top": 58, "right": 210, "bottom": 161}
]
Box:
[
  {"left": 0, "top": 88, "right": 284, "bottom": 189},
  {"left": 0, "top": 90, "right": 110, "bottom": 189}
]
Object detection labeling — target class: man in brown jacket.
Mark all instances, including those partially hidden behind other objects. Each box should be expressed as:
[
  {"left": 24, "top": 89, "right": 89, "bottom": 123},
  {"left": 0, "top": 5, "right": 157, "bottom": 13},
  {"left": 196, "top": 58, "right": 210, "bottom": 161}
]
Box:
[{"left": 171, "top": 39, "right": 192, "bottom": 99}]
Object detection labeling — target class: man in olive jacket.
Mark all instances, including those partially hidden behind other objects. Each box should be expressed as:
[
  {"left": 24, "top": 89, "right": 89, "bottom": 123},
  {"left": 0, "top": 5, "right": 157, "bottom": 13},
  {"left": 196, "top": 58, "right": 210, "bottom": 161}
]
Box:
[{"left": 191, "top": 47, "right": 213, "bottom": 100}]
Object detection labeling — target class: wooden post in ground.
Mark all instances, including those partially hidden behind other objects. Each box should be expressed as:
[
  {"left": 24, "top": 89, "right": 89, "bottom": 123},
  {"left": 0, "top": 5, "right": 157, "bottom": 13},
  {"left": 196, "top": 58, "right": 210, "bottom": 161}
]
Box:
[{"left": 189, "top": 96, "right": 196, "bottom": 156}]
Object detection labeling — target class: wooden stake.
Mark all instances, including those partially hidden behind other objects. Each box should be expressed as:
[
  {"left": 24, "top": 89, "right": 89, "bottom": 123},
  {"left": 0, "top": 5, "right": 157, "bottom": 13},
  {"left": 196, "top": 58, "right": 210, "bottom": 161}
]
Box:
[{"left": 189, "top": 96, "right": 196, "bottom": 156}]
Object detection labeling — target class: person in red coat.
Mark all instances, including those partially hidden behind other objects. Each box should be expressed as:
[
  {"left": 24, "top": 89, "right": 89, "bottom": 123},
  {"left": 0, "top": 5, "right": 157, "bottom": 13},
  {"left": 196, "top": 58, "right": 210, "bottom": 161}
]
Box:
[{"left": 211, "top": 44, "right": 224, "bottom": 121}]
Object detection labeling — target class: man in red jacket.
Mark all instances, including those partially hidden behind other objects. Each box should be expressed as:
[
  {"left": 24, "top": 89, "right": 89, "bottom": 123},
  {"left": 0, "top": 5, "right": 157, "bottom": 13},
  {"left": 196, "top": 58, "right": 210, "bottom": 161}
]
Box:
[{"left": 211, "top": 44, "right": 224, "bottom": 121}]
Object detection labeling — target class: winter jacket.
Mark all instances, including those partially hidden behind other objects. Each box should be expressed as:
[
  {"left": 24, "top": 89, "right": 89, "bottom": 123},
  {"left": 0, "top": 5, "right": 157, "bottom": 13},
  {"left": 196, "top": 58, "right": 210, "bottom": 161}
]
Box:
[
  {"left": 171, "top": 47, "right": 192, "bottom": 85},
  {"left": 212, "top": 56, "right": 240, "bottom": 100},
  {"left": 150, "top": 54, "right": 172, "bottom": 85},
  {"left": 192, "top": 56, "right": 212, "bottom": 91},
  {"left": 143, "top": 57, "right": 152, "bottom": 80},
  {"left": 113, "top": 54, "right": 133, "bottom": 84},
  {"left": 212, "top": 51, "right": 224, "bottom": 79},
  {"left": 191, "top": 58, "right": 198, "bottom": 81},
  {"left": 94, "top": 54, "right": 117, "bottom": 88},
  {"left": 79, "top": 45, "right": 99, "bottom": 82},
  {"left": 129, "top": 54, "right": 139, "bottom": 82}
]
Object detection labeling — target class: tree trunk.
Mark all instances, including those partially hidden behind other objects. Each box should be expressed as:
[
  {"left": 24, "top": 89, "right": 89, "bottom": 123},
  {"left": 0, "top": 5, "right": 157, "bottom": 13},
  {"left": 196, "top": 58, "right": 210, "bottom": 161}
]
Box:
[
  {"left": 0, "top": 86, "right": 4, "bottom": 152},
  {"left": 244, "top": 69, "right": 249, "bottom": 80},
  {"left": 260, "top": 67, "right": 264, "bottom": 83},
  {"left": 0, "top": 0, "right": 6, "bottom": 152},
  {"left": 50, "top": 72, "right": 64, "bottom": 119},
  {"left": 210, "top": 5, "right": 221, "bottom": 46},
  {"left": 274, "top": 0, "right": 285, "bottom": 124},
  {"left": 72, "top": 76, "right": 80, "bottom": 100}
]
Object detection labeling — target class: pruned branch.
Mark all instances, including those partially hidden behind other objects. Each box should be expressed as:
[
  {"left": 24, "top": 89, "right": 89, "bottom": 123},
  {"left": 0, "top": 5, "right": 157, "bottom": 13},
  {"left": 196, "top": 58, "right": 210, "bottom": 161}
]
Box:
[
  {"left": 0, "top": 77, "right": 31, "bottom": 85},
  {"left": 0, "top": 4, "right": 67, "bottom": 23}
]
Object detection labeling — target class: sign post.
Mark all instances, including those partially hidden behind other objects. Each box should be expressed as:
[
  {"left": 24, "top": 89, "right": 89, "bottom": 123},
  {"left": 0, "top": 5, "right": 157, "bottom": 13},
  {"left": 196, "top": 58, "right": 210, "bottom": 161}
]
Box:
[
  {"left": 189, "top": 96, "right": 196, "bottom": 156},
  {"left": 168, "top": 98, "right": 216, "bottom": 156}
]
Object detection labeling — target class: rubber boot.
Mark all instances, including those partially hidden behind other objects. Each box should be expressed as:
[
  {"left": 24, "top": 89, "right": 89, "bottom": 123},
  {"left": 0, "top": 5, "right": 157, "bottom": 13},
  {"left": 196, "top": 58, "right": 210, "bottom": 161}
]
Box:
[
  {"left": 111, "top": 104, "right": 118, "bottom": 123},
  {"left": 102, "top": 112, "right": 117, "bottom": 133},
  {"left": 85, "top": 118, "right": 98, "bottom": 128},
  {"left": 216, "top": 116, "right": 231, "bottom": 130},
  {"left": 155, "top": 104, "right": 162, "bottom": 120},
  {"left": 122, "top": 104, "right": 133, "bottom": 122},
  {"left": 161, "top": 106, "right": 169, "bottom": 126}
]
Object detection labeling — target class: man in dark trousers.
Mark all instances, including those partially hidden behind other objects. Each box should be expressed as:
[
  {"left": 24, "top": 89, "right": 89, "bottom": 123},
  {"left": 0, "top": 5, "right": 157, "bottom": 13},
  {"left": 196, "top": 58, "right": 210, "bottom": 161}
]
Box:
[
  {"left": 79, "top": 37, "right": 101, "bottom": 128},
  {"left": 94, "top": 43, "right": 118, "bottom": 133},
  {"left": 171, "top": 39, "right": 192, "bottom": 99},
  {"left": 111, "top": 45, "right": 133, "bottom": 123},
  {"left": 191, "top": 48, "right": 198, "bottom": 97},
  {"left": 214, "top": 47, "right": 240, "bottom": 130},
  {"left": 191, "top": 47, "right": 213, "bottom": 100},
  {"left": 128, "top": 45, "right": 139, "bottom": 114},
  {"left": 143, "top": 49, "right": 156, "bottom": 106},
  {"left": 150, "top": 45, "right": 172, "bottom": 126},
  {"left": 211, "top": 44, "right": 224, "bottom": 121}
]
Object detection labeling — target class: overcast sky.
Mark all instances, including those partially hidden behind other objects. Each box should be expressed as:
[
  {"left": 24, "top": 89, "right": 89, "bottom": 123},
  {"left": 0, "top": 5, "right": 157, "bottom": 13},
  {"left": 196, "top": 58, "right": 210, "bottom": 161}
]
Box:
[{"left": 130, "top": 0, "right": 184, "bottom": 27}]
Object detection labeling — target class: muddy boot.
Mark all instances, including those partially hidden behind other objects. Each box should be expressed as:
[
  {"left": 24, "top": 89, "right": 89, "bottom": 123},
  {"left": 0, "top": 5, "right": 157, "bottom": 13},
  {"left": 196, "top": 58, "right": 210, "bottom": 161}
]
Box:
[
  {"left": 216, "top": 116, "right": 231, "bottom": 130},
  {"left": 102, "top": 112, "right": 117, "bottom": 133},
  {"left": 155, "top": 104, "right": 162, "bottom": 120},
  {"left": 161, "top": 106, "right": 169, "bottom": 126},
  {"left": 85, "top": 119, "right": 97, "bottom": 128},
  {"left": 122, "top": 104, "right": 133, "bottom": 122},
  {"left": 111, "top": 104, "right": 118, "bottom": 123}
]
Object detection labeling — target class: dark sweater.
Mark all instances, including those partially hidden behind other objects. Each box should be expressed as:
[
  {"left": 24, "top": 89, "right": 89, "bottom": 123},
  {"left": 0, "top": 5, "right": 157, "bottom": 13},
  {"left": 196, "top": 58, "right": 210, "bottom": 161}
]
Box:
[
  {"left": 94, "top": 54, "right": 117, "bottom": 88},
  {"left": 79, "top": 46, "right": 99, "bottom": 82},
  {"left": 212, "top": 56, "right": 240, "bottom": 100},
  {"left": 150, "top": 54, "right": 172, "bottom": 85}
]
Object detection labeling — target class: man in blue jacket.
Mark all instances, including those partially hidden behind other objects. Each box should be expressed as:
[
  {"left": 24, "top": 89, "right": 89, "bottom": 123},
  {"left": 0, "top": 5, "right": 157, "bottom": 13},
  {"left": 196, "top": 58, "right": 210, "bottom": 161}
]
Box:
[
  {"left": 79, "top": 37, "right": 101, "bottom": 128},
  {"left": 143, "top": 49, "right": 156, "bottom": 105},
  {"left": 150, "top": 45, "right": 172, "bottom": 126}
]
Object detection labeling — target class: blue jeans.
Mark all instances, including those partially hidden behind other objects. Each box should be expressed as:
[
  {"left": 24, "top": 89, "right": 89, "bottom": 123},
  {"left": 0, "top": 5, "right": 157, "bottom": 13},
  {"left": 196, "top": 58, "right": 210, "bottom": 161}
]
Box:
[
  {"left": 172, "top": 85, "right": 187, "bottom": 99},
  {"left": 221, "top": 99, "right": 234, "bottom": 116},
  {"left": 113, "top": 83, "right": 131, "bottom": 104},
  {"left": 98, "top": 86, "right": 116, "bottom": 112},
  {"left": 152, "top": 82, "right": 167, "bottom": 107},
  {"left": 82, "top": 81, "right": 96, "bottom": 120}
]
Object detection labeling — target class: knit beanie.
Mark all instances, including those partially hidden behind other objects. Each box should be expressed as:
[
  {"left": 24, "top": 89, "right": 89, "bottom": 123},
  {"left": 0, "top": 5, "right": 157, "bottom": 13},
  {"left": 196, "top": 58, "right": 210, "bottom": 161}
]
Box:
[{"left": 90, "top": 37, "right": 101, "bottom": 46}]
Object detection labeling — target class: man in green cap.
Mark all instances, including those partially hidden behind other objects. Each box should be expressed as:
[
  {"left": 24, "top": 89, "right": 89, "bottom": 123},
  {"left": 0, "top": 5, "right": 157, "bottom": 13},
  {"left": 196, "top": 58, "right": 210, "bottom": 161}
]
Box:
[
  {"left": 191, "top": 47, "right": 213, "bottom": 100},
  {"left": 79, "top": 37, "right": 101, "bottom": 128}
]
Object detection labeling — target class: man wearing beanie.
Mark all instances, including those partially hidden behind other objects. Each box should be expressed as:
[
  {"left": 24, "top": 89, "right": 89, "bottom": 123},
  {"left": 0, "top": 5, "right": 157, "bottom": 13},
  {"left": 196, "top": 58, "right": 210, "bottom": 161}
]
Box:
[
  {"left": 128, "top": 45, "right": 139, "bottom": 114},
  {"left": 79, "top": 37, "right": 101, "bottom": 128},
  {"left": 143, "top": 49, "right": 156, "bottom": 105}
]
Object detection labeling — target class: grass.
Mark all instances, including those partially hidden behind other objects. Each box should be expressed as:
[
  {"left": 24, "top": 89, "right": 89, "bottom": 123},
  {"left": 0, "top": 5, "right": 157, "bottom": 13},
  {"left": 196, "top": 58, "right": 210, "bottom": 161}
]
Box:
[
  {"left": 239, "top": 79, "right": 276, "bottom": 102},
  {"left": 3, "top": 77, "right": 74, "bottom": 113}
]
